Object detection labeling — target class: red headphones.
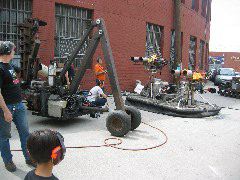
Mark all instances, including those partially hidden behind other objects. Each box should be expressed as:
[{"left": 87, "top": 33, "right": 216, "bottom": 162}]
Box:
[{"left": 51, "top": 131, "right": 66, "bottom": 165}]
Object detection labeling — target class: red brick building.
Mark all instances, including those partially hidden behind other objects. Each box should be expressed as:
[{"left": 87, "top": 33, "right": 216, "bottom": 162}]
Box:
[
  {"left": 209, "top": 52, "right": 240, "bottom": 72},
  {"left": 0, "top": 0, "right": 212, "bottom": 91}
]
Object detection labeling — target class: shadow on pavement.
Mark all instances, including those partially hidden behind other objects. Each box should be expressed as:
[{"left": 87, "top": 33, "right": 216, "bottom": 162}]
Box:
[
  {"left": 34, "top": 117, "right": 89, "bottom": 127},
  {"left": 12, "top": 168, "right": 28, "bottom": 179},
  {"left": 27, "top": 115, "right": 106, "bottom": 134}
]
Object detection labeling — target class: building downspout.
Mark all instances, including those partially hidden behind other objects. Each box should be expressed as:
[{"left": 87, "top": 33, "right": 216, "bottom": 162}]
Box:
[
  {"left": 173, "top": 0, "right": 182, "bottom": 71},
  {"left": 173, "top": 0, "right": 182, "bottom": 83}
]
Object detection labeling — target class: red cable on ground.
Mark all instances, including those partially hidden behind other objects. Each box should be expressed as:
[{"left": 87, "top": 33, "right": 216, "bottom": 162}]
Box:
[
  {"left": 11, "top": 122, "right": 168, "bottom": 152},
  {"left": 104, "top": 122, "right": 168, "bottom": 151}
]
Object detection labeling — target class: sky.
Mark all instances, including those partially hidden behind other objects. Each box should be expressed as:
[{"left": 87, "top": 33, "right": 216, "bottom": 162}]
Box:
[{"left": 210, "top": 0, "right": 240, "bottom": 52}]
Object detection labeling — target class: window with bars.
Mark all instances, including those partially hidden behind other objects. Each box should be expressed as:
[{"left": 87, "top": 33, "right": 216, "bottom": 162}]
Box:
[
  {"left": 55, "top": 4, "right": 93, "bottom": 67},
  {"left": 188, "top": 36, "right": 197, "bottom": 70},
  {"left": 206, "top": 0, "right": 211, "bottom": 22},
  {"left": 170, "top": 30, "right": 176, "bottom": 69},
  {"left": 170, "top": 30, "right": 183, "bottom": 69},
  {"left": 205, "top": 43, "right": 209, "bottom": 70},
  {"left": 0, "top": 0, "right": 32, "bottom": 56},
  {"left": 192, "top": 0, "right": 199, "bottom": 11},
  {"left": 201, "top": 0, "right": 207, "bottom": 17},
  {"left": 199, "top": 40, "right": 205, "bottom": 70},
  {"left": 146, "top": 23, "right": 163, "bottom": 57}
]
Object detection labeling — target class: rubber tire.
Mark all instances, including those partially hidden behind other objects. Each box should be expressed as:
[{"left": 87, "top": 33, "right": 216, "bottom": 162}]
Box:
[
  {"left": 106, "top": 110, "right": 131, "bottom": 137},
  {"left": 125, "top": 106, "right": 141, "bottom": 131}
]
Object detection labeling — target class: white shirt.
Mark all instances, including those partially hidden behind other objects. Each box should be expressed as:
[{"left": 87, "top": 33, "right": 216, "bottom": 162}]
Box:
[
  {"left": 87, "top": 86, "right": 104, "bottom": 102},
  {"left": 134, "top": 83, "right": 144, "bottom": 94}
]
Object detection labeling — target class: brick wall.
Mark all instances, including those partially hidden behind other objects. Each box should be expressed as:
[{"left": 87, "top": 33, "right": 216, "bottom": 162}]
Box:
[
  {"left": 210, "top": 52, "right": 240, "bottom": 72},
  {"left": 32, "top": 0, "right": 211, "bottom": 92}
]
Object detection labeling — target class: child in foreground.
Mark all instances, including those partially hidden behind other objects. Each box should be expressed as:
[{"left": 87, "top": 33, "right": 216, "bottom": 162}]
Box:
[{"left": 24, "top": 129, "right": 66, "bottom": 180}]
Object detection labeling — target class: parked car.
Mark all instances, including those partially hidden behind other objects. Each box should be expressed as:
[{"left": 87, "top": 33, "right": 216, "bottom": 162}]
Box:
[
  {"left": 214, "top": 68, "right": 236, "bottom": 86},
  {"left": 235, "top": 72, "right": 240, "bottom": 77}
]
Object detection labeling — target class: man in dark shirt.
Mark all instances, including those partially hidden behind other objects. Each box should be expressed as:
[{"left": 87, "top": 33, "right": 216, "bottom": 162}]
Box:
[{"left": 0, "top": 41, "right": 35, "bottom": 172}]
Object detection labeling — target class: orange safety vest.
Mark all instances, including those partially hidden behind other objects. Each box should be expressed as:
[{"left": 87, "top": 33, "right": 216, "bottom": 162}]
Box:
[{"left": 94, "top": 63, "right": 105, "bottom": 81}]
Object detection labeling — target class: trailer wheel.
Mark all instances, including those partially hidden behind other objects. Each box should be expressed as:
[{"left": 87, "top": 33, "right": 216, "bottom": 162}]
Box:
[
  {"left": 125, "top": 106, "right": 141, "bottom": 130},
  {"left": 106, "top": 110, "right": 131, "bottom": 137}
]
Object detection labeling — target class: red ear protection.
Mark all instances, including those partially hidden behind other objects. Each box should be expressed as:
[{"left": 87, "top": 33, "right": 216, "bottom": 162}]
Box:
[
  {"left": 51, "top": 146, "right": 61, "bottom": 160},
  {"left": 51, "top": 132, "right": 66, "bottom": 165}
]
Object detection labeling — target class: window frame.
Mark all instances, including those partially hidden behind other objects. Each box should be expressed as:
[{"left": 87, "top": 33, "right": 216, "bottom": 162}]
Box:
[
  {"left": 199, "top": 40, "right": 205, "bottom": 70},
  {"left": 55, "top": 3, "right": 93, "bottom": 67},
  {"left": 170, "top": 30, "right": 183, "bottom": 69},
  {"left": 146, "top": 23, "right": 164, "bottom": 57},
  {"left": 0, "top": 0, "right": 32, "bottom": 55},
  {"left": 192, "top": 0, "right": 199, "bottom": 12},
  {"left": 188, "top": 35, "right": 197, "bottom": 70}
]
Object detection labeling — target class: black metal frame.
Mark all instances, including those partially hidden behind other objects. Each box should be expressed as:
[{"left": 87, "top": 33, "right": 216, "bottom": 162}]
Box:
[
  {"left": 26, "top": 39, "right": 40, "bottom": 83},
  {"left": 60, "top": 19, "right": 124, "bottom": 110}
]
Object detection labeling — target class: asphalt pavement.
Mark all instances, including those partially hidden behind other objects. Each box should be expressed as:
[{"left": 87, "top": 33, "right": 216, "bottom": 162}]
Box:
[{"left": 1, "top": 85, "right": 240, "bottom": 180}]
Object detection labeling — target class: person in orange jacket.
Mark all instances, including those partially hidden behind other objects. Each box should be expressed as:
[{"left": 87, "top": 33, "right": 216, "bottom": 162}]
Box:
[{"left": 94, "top": 57, "right": 107, "bottom": 91}]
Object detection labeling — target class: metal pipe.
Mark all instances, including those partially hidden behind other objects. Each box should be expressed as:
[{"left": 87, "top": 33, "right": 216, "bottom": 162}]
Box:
[
  {"left": 173, "top": 0, "right": 182, "bottom": 70},
  {"left": 79, "top": 106, "right": 109, "bottom": 112}
]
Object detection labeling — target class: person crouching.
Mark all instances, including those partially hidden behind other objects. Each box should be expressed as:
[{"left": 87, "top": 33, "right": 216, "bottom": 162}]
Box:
[{"left": 87, "top": 80, "right": 107, "bottom": 107}]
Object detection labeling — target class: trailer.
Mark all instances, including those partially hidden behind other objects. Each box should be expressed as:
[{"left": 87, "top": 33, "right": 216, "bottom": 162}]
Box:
[
  {"left": 20, "top": 18, "right": 141, "bottom": 137},
  {"left": 126, "top": 55, "right": 221, "bottom": 118}
]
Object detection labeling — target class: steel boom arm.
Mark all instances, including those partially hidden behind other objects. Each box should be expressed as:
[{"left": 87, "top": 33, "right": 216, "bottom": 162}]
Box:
[{"left": 68, "top": 18, "right": 124, "bottom": 110}]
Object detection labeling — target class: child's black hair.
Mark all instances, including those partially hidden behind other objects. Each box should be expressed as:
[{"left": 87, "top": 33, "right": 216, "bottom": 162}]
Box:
[{"left": 27, "top": 129, "right": 61, "bottom": 164}]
